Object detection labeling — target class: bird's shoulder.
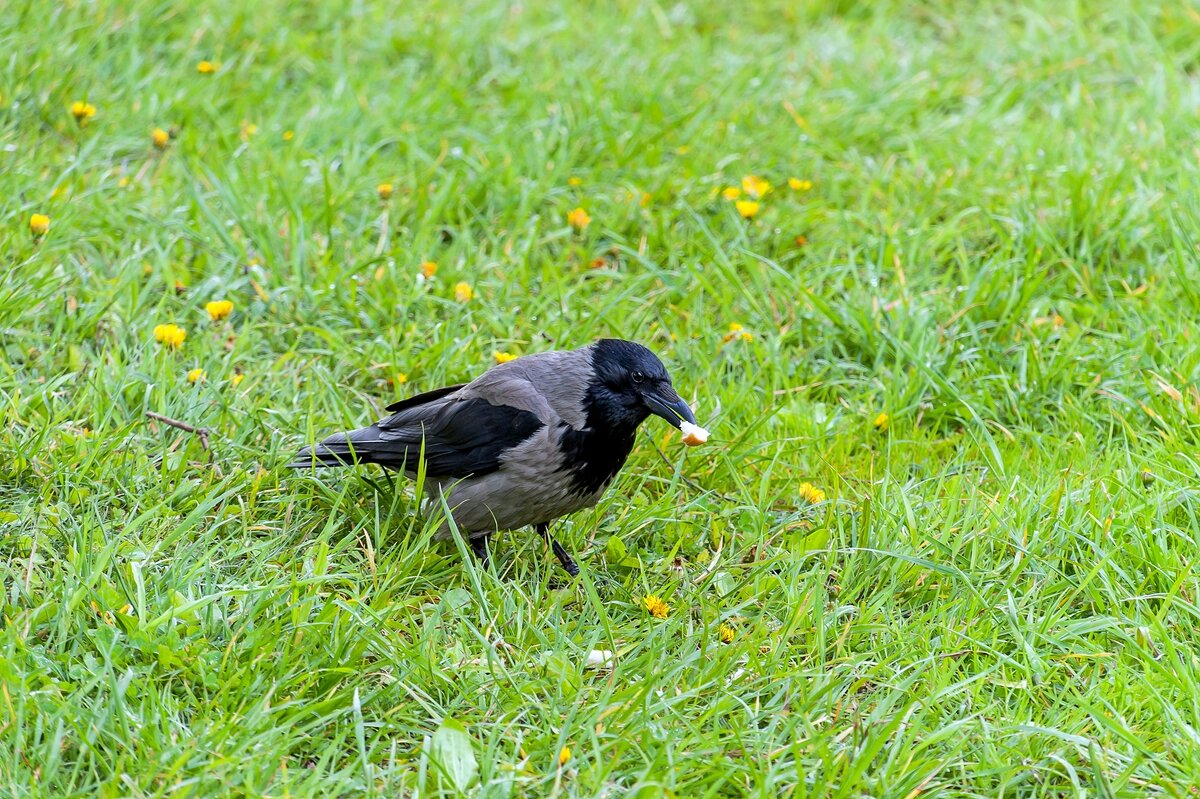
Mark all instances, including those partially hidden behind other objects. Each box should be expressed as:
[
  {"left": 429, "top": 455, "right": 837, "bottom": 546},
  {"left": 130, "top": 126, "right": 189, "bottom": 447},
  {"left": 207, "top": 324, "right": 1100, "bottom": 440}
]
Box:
[
  {"left": 459, "top": 374, "right": 558, "bottom": 426},
  {"left": 462, "top": 351, "right": 593, "bottom": 429},
  {"left": 378, "top": 378, "right": 542, "bottom": 435},
  {"left": 374, "top": 380, "right": 546, "bottom": 478}
]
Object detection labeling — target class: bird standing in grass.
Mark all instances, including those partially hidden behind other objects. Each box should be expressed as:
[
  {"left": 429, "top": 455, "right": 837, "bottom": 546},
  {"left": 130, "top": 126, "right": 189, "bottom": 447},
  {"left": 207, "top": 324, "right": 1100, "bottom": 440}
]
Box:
[{"left": 289, "top": 339, "right": 707, "bottom": 575}]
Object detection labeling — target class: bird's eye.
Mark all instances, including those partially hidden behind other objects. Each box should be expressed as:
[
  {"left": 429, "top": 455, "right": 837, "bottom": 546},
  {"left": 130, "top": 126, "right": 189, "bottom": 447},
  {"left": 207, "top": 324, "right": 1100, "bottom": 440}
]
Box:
[{"left": 631, "top": 370, "right": 645, "bottom": 384}]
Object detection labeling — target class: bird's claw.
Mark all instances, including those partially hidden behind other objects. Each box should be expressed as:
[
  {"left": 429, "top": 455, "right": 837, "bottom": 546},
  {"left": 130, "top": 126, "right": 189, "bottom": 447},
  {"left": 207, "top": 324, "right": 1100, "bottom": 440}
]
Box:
[{"left": 551, "top": 540, "right": 580, "bottom": 577}]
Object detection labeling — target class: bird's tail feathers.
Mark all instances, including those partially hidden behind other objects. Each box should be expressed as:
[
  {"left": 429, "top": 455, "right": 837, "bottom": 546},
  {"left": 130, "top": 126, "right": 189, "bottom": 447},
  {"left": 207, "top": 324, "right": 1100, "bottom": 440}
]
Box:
[{"left": 287, "top": 425, "right": 383, "bottom": 468}]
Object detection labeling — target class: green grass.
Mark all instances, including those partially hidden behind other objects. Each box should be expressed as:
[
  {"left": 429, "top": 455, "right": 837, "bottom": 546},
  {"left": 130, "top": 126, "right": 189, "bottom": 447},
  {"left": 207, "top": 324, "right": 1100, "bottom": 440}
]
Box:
[{"left": 4, "top": 0, "right": 1200, "bottom": 795}]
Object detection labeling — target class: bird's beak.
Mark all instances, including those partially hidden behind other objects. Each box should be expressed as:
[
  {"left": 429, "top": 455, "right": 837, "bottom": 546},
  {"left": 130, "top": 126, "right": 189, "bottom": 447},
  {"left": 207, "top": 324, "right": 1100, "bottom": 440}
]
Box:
[{"left": 642, "top": 389, "right": 697, "bottom": 429}]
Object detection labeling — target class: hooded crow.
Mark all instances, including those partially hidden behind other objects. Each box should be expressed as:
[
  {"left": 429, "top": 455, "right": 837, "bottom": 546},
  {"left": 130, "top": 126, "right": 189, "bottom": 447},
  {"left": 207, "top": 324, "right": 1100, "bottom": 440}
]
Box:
[{"left": 288, "top": 339, "right": 700, "bottom": 575}]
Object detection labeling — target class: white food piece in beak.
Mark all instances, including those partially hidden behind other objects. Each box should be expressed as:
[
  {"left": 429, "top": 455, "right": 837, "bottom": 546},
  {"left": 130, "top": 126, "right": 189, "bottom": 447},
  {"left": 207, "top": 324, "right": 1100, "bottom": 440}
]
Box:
[{"left": 680, "top": 420, "right": 709, "bottom": 446}]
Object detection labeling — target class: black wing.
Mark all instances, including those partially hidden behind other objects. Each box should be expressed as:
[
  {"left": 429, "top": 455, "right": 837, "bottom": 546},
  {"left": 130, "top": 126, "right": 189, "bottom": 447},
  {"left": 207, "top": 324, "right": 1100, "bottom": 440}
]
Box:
[
  {"left": 375, "top": 398, "right": 543, "bottom": 476},
  {"left": 290, "top": 396, "right": 544, "bottom": 477}
]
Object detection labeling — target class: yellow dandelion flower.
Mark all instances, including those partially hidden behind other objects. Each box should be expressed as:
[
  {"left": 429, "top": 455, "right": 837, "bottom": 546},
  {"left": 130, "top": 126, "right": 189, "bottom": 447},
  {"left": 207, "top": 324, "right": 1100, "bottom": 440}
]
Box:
[
  {"left": 153, "top": 323, "right": 187, "bottom": 349},
  {"left": 205, "top": 299, "right": 234, "bottom": 322},
  {"left": 282, "top": 130, "right": 294, "bottom": 141},
  {"left": 197, "top": 60, "right": 218, "bottom": 74},
  {"left": 558, "top": 747, "right": 571, "bottom": 767},
  {"left": 70, "top": 101, "right": 96, "bottom": 126},
  {"left": 640, "top": 191, "right": 652, "bottom": 208},
  {"left": 721, "top": 187, "right": 741, "bottom": 200},
  {"left": 798, "top": 482, "right": 826, "bottom": 504},
  {"left": 567, "top": 177, "right": 583, "bottom": 186},
  {"left": 239, "top": 121, "right": 258, "bottom": 139},
  {"left": 873, "top": 412, "right": 889, "bottom": 432},
  {"left": 29, "top": 213, "right": 50, "bottom": 236},
  {"left": 567, "top": 207, "right": 591, "bottom": 230},
  {"left": 377, "top": 183, "right": 394, "bottom": 200},
  {"left": 454, "top": 282, "right": 473, "bottom": 303},
  {"left": 186, "top": 368, "right": 206, "bottom": 384},
  {"left": 420, "top": 261, "right": 438, "bottom": 279},
  {"left": 735, "top": 200, "right": 760, "bottom": 219},
  {"left": 741, "top": 175, "right": 772, "bottom": 198},
  {"left": 788, "top": 177, "right": 813, "bottom": 191},
  {"left": 643, "top": 594, "right": 669, "bottom": 619},
  {"left": 718, "top": 624, "right": 736, "bottom": 644},
  {"left": 230, "top": 373, "right": 245, "bottom": 387},
  {"left": 395, "top": 372, "right": 408, "bottom": 385},
  {"left": 152, "top": 127, "right": 170, "bottom": 149},
  {"left": 722, "top": 322, "right": 753, "bottom": 343},
  {"left": 494, "top": 351, "right": 518, "bottom": 364}
]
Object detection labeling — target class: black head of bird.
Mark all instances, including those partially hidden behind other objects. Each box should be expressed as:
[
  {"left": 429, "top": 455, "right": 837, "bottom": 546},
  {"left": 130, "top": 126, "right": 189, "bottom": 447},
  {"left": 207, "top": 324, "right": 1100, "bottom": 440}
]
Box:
[
  {"left": 585, "top": 338, "right": 698, "bottom": 432},
  {"left": 289, "top": 338, "right": 704, "bottom": 576}
]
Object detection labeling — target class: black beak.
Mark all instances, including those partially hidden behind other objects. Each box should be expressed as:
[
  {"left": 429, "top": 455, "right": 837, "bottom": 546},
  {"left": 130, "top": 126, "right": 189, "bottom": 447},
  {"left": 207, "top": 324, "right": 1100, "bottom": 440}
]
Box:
[{"left": 642, "top": 390, "right": 697, "bottom": 429}]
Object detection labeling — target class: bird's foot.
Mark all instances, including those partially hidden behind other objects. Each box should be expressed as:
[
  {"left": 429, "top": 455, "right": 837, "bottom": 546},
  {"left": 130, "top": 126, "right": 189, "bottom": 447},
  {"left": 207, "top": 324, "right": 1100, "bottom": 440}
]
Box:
[
  {"left": 469, "top": 535, "right": 491, "bottom": 571},
  {"left": 535, "top": 523, "right": 579, "bottom": 577},
  {"left": 551, "top": 539, "right": 580, "bottom": 577}
]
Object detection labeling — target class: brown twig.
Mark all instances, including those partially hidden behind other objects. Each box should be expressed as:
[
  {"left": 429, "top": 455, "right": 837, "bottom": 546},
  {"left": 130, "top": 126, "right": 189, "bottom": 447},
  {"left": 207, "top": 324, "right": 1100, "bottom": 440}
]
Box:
[{"left": 145, "top": 411, "right": 211, "bottom": 450}]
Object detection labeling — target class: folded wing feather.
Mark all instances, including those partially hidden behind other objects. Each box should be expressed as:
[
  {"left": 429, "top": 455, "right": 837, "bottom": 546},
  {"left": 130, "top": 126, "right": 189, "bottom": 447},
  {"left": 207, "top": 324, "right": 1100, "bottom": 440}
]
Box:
[{"left": 289, "top": 375, "right": 549, "bottom": 477}]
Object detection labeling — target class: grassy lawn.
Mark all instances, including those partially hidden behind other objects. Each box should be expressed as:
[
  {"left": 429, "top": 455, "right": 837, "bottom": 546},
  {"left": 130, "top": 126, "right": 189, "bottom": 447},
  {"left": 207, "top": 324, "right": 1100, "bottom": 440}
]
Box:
[{"left": 5, "top": 0, "right": 1200, "bottom": 795}]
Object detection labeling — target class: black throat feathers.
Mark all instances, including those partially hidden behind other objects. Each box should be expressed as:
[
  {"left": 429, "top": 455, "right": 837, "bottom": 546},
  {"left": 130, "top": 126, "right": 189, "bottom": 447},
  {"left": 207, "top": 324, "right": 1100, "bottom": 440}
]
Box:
[{"left": 557, "top": 421, "right": 637, "bottom": 496}]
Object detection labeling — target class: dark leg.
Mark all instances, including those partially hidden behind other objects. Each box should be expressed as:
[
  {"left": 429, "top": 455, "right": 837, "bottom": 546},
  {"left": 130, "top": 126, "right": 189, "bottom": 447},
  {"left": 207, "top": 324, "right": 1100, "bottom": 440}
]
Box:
[
  {"left": 536, "top": 522, "right": 579, "bottom": 577},
  {"left": 469, "top": 534, "right": 491, "bottom": 571}
]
